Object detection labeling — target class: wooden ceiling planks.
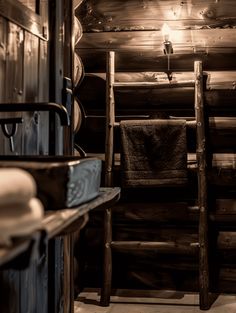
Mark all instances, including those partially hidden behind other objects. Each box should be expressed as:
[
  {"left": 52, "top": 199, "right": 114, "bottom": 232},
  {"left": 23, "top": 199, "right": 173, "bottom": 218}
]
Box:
[{"left": 76, "top": 0, "right": 236, "bottom": 32}]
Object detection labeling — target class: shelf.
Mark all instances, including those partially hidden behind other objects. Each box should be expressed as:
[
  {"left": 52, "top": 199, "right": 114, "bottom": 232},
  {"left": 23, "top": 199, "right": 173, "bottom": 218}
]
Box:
[
  {"left": 42, "top": 187, "right": 121, "bottom": 239},
  {"left": 0, "top": 188, "right": 120, "bottom": 267}
]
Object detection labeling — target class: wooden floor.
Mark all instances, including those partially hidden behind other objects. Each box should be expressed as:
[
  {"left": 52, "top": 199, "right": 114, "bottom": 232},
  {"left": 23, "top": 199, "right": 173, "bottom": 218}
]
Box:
[{"left": 75, "top": 291, "right": 236, "bottom": 313}]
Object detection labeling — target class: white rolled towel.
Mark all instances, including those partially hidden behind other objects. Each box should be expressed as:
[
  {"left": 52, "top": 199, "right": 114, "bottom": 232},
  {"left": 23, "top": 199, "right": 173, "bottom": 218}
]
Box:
[
  {"left": 0, "top": 197, "right": 44, "bottom": 246},
  {"left": 0, "top": 168, "right": 36, "bottom": 205}
]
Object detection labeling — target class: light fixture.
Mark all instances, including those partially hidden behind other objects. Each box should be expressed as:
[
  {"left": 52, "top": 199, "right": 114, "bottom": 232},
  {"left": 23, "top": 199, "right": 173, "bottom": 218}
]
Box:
[
  {"left": 161, "top": 23, "right": 173, "bottom": 81},
  {"left": 161, "top": 23, "right": 173, "bottom": 55}
]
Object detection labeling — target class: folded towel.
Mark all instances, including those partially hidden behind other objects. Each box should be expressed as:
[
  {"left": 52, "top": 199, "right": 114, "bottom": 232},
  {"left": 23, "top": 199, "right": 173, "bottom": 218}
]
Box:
[
  {"left": 0, "top": 168, "right": 36, "bottom": 205},
  {"left": 0, "top": 197, "right": 44, "bottom": 246},
  {"left": 120, "top": 119, "right": 187, "bottom": 187}
]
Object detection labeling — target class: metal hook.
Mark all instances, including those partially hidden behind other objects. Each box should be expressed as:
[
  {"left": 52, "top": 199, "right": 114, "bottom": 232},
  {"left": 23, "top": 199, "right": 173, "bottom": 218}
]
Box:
[
  {"left": 0, "top": 117, "right": 23, "bottom": 152},
  {"left": 2, "top": 123, "right": 17, "bottom": 138}
]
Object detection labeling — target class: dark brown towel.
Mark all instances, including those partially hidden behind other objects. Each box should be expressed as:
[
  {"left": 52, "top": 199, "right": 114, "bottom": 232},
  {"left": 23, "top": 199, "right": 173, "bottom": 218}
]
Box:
[{"left": 120, "top": 119, "right": 187, "bottom": 187}]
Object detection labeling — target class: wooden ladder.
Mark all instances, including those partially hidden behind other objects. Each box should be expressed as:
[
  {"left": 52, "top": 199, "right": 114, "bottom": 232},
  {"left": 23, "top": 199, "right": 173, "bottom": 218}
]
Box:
[{"left": 101, "top": 50, "right": 217, "bottom": 310}]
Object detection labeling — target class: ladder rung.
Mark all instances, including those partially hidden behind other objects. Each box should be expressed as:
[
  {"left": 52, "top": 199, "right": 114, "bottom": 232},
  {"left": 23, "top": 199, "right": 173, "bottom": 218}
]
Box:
[
  {"left": 110, "top": 241, "right": 199, "bottom": 254},
  {"left": 113, "top": 120, "right": 196, "bottom": 128},
  {"left": 113, "top": 81, "right": 195, "bottom": 89}
]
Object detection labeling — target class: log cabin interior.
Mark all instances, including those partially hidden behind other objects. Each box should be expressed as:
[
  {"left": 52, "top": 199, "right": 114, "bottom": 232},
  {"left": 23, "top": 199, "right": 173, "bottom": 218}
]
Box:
[{"left": 1, "top": 0, "right": 236, "bottom": 312}]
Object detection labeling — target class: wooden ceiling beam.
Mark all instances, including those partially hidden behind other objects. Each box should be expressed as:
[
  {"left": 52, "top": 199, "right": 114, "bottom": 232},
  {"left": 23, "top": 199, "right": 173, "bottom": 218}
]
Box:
[
  {"left": 76, "top": 50, "right": 236, "bottom": 72},
  {"left": 76, "top": 0, "right": 236, "bottom": 32}
]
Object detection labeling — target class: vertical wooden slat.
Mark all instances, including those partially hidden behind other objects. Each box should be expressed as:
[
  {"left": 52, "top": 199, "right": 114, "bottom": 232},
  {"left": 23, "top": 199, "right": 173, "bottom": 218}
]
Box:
[
  {"left": 105, "top": 50, "right": 115, "bottom": 187},
  {"left": 0, "top": 270, "right": 20, "bottom": 313},
  {"left": 38, "top": 0, "right": 49, "bottom": 155},
  {"left": 63, "top": 234, "right": 74, "bottom": 313},
  {"left": 48, "top": 237, "right": 64, "bottom": 313},
  {"left": 194, "top": 60, "right": 210, "bottom": 309},
  {"left": 38, "top": 40, "right": 49, "bottom": 155},
  {"left": 100, "top": 207, "right": 112, "bottom": 306},
  {"left": 0, "top": 17, "right": 7, "bottom": 154},
  {"left": 5, "top": 22, "right": 24, "bottom": 103},
  {"left": 101, "top": 51, "right": 115, "bottom": 306},
  {"left": 0, "top": 16, "right": 6, "bottom": 101},
  {"left": 4, "top": 21, "right": 24, "bottom": 155},
  {"left": 20, "top": 263, "right": 37, "bottom": 313},
  {"left": 63, "top": 0, "right": 74, "bottom": 155},
  {"left": 48, "top": 0, "right": 64, "bottom": 155},
  {"left": 36, "top": 243, "right": 48, "bottom": 313},
  {"left": 23, "top": 31, "right": 40, "bottom": 155}
]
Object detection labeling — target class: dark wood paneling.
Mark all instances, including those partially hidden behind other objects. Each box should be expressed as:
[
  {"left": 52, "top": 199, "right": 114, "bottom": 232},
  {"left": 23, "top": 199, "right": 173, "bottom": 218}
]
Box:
[
  {"left": 76, "top": 74, "right": 236, "bottom": 113},
  {"left": 38, "top": 40, "right": 49, "bottom": 154},
  {"left": 20, "top": 263, "right": 37, "bottom": 313},
  {"left": 36, "top": 245, "right": 48, "bottom": 313},
  {"left": 1, "top": 21, "right": 24, "bottom": 155},
  {"left": 0, "top": 17, "right": 6, "bottom": 152},
  {"left": 48, "top": 238, "right": 65, "bottom": 313},
  {"left": 23, "top": 31, "right": 39, "bottom": 102},
  {"left": 0, "top": 17, "right": 6, "bottom": 101},
  {"left": 22, "top": 31, "right": 40, "bottom": 155},
  {"left": 48, "top": 0, "right": 65, "bottom": 155},
  {"left": 0, "top": 0, "right": 47, "bottom": 40},
  {"left": 77, "top": 50, "right": 236, "bottom": 73},
  {"left": 17, "top": 0, "right": 36, "bottom": 12},
  {"left": 0, "top": 7, "right": 49, "bottom": 155},
  {"left": 5, "top": 22, "right": 24, "bottom": 103},
  {"left": 0, "top": 270, "right": 20, "bottom": 313}
]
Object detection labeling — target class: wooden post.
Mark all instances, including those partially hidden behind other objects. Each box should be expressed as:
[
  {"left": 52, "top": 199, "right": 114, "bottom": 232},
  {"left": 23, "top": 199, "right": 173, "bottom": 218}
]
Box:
[
  {"left": 100, "top": 207, "right": 112, "bottom": 306},
  {"left": 101, "top": 51, "right": 115, "bottom": 306},
  {"left": 194, "top": 61, "right": 210, "bottom": 310},
  {"left": 105, "top": 51, "right": 115, "bottom": 187}
]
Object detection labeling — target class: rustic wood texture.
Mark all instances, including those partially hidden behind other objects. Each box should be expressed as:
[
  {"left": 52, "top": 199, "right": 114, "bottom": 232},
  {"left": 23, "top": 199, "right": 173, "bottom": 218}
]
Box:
[
  {"left": 0, "top": 239, "right": 32, "bottom": 268},
  {"left": 77, "top": 29, "right": 236, "bottom": 51},
  {"left": 82, "top": 71, "right": 236, "bottom": 89},
  {"left": 75, "top": 0, "right": 236, "bottom": 94},
  {"left": 76, "top": 39, "right": 236, "bottom": 306},
  {"left": 48, "top": 238, "right": 64, "bottom": 313},
  {"left": 77, "top": 50, "right": 236, "bottom": 73},
  {"left": 100, "top": 207, "right": 112, "bottom": 306},
  {"left": 194, "top": 61, "right": 211, "bottom": 309},
  {"left": 0, "top": 17, "right": 6, "bottom": 101},
  {"left": 42, "top": 188, "right": 120, "bottom": 238},
  {"left": 0, "top": 156, "right": 102, "bottom": 210},
  {"left": 0, "top": 270, "right": 20, "bottom": 313},
  {"left": 63, "top": 235, "right": 73, "bottom": 313},
  {"left": 0, "top": 0, "right": 46, "bottom": 39},
  {"left": 23, "top": 31, "right": 40, "bottom": 155},
  {"left": 17, "top": 0, "right": 36, "bottom": 12},
  {"left": 0, "top": 15, "right": 49, "bottom": 156},
  {"left": 0, "top": 17, "right": 7, "bottom": 152},
  {"left": 76, "top": 0, "right": 236, "bottom": 32},
  {"left": 35, "top": 241, "right": 48, "bottom": 313},
  {"left": 105, "top": 51, "right": 115, "bottom": 186}
]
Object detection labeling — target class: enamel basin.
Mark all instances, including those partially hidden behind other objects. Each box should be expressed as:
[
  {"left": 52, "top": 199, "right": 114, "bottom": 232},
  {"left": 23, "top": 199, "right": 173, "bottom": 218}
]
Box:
[{"left": 0, "top": 156, "right": 102, "bottom": 210}]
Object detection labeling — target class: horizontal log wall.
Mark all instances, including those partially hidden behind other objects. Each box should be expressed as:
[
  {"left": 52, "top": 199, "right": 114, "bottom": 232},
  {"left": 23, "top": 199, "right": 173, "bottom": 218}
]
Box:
[
  {"left": 75, "top": 0, "right": 236, "bottom": 32},
  {"left": 75, "top": 0, "right": 236, "bottom": 294}
]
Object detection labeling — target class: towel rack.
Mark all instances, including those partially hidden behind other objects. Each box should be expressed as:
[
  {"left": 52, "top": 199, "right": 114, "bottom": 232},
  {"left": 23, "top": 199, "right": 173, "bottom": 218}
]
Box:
[{"left": 101, "top": 51, "right": 217, "bottom": 310}]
